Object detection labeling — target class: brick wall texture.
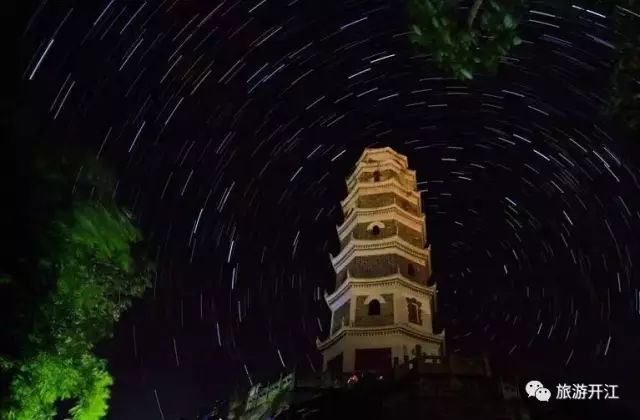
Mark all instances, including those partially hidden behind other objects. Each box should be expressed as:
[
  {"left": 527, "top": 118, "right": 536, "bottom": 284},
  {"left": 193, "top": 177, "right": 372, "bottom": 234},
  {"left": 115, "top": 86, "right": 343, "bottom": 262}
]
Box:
[
  {"left": 335, "top": 254, "right": 429, "bottom": 288},
  {"left": 340, "top": 219, "right": 424, "bottom": 249},
  {"left": 357, "top": 192, "right": 417, "bottom": 214}
]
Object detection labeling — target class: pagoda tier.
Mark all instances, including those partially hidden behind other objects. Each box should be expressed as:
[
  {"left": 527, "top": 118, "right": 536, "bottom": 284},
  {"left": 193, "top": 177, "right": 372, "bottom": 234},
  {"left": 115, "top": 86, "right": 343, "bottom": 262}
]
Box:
[{"left": 318, "top": 147, "right": 445, "bottom": 374}]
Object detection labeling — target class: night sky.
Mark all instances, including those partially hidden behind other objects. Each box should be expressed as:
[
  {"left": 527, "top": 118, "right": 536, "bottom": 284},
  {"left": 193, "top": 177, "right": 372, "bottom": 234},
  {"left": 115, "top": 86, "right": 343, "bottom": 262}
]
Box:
[{"left": 10, "top": 0, "right": 640, "bottom": 418}]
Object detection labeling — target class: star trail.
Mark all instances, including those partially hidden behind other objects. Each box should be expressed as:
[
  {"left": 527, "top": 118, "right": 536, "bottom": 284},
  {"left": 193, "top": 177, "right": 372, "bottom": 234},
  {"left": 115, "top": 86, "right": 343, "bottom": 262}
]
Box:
[{"left": 13, "top": 0, "right": 640, "bottom": 418}]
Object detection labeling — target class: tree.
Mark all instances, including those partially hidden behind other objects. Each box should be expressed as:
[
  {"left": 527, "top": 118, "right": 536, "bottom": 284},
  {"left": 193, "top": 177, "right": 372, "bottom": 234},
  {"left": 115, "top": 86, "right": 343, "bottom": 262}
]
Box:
[
  {"left": 5, "top": 351, "right": 113, "bottom": 420},
  {"left": 408, "top": 0, "right": 524, "bottom": 80},
  {"left": 33, "top": 201, "right": 151, "bottom": 348},
  {"left": 570, "top": 0, "right": 640, "bottom": 138},
  {"left": 0, "top": 154, "right": 152, "bottom": 420},
  {"left": 609, "top": 38, "right": 640, "bottom": 133},
  {"left": 604, "top": 2, "right": 640, "bottom": 137},
  {"left": 409, "top": 0, "right": 640, "bottom": 138}
]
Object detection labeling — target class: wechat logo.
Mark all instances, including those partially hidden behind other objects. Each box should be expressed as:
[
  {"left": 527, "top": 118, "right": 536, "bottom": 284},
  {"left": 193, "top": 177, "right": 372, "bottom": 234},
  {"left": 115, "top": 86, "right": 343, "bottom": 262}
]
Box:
[{"left": 526, "top": 380, "right": 551, "bottom": 402}]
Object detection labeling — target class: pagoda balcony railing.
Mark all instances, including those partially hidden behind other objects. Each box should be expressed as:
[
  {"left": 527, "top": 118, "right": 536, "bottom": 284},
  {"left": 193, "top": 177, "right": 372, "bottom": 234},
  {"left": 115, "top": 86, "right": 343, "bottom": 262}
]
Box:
[
  {"left": 340, "top": 178, "right": 420, "bottom": 212},
  {"left": 341, "top": 227, "right": 424, "bottom": 250},
  {"left": 331, "top": 235, "right": 431, "bottom": 274},
  {"left": 346, "top": 159, "right": 415, "bottom": 189},
  {"left": 324, "top": 271, "right": 435, "bottom": 308},
  {"left": 317, "top": 323, "right": 445, "bottom": 351}
]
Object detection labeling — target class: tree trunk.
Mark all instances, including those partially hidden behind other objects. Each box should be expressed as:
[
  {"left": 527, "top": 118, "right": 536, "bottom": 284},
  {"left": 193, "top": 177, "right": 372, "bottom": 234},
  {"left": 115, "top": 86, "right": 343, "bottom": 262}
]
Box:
[{"left": 467, "top": 0, "right": 484, "bottom": 28}]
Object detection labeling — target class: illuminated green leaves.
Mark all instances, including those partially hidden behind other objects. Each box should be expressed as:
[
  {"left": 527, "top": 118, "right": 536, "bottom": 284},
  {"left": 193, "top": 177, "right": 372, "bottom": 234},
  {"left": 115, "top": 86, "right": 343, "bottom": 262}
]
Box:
[
  {"left": 5, "top": 351, "right": 112, "bottom": 420},
  {"left": 408, "top": 0, "right": 525, "bottom": 80},
  {"left": 1, "top": 159, "right": 152, "bottom": 420}
]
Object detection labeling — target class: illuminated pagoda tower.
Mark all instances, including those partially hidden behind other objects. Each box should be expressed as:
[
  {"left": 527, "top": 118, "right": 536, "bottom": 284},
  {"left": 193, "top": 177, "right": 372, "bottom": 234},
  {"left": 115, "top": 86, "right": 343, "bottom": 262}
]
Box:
[
  {"left": 317, "top": 147, "right": 445, "bottom": 374},
  {"left": 228, "top": 147, "right": 530, "bottom": 420}
]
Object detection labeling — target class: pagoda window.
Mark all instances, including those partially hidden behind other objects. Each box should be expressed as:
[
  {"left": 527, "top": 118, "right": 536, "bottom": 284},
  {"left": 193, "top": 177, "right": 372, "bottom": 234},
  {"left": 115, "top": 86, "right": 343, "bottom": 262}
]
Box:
[
  {"left": 407, "top": 298, "right": 422, "bottom": 325},
  {"left": 367, "top": 221, "right": 385, "bottom": 235},
  {"left": 368, "top": 299, "right": 381, "bottom": 315},
  {"left": 373, "top": 170, "right": 380, "bottom": 182}
]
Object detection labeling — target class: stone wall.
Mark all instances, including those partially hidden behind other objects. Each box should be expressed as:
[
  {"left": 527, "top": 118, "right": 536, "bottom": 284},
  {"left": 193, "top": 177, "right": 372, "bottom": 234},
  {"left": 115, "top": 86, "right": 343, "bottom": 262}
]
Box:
[
  {"left": 396, "top": 222, "right": 424, "bottom": 247},
  {"left": 331, "top": 300, "right": 350, "bottom": 334},
  {"left": 354, "top": 293, "right": 394, "bottom": 327}
]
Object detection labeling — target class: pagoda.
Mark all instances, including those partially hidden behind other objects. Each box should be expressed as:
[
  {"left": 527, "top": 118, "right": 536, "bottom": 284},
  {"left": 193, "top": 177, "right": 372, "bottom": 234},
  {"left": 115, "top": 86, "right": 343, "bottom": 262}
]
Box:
[
  {"left": 317, "top": 147, "right": 445, "bottom": 374},
  {"left": 227, "top": 147, "right": 532, "bottom": 420}
]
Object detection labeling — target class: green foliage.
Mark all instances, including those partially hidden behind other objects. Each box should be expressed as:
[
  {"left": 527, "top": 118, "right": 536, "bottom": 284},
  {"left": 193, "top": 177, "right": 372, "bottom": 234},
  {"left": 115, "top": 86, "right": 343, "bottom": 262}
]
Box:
[
  {"left": 604, "top": 2, "right": 640, "bottom": 138},
  {"left": 610, "top": 41, "right": 640, "bottom": 134},
  {"left": 0, "top": 356, "right": 14, "bottom": 370},
  {"left": 1, "top": 157, "right": 152, "bottom": 420},
  {"left": 409, "top": 0, "right": 525, "bottom": 80},
  {"left": 4, "top": 352, "right": 112, "bottom": 420},
  {"left": 39, "top": 201, "right": 151, "bottom": 348},
  {"left": 34, "top": 150, "right": 118, "bottom": 204},
  {"left": 408, "top": 0, "right": 640, "bottom": 137},
  {"left": 267, "top": 389, "right": 289, "bottom": 419},
  {"left": 571, "top": 0, "right": 640, "bottom": 138}
]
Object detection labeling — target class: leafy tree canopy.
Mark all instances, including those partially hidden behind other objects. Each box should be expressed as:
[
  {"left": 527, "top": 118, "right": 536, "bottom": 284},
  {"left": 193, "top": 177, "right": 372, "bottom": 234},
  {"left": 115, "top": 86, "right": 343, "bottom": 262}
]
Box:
[
  {"left": 603, "top": 2, "right": 640, "bottom": 136},
  {"left": 1, "top": 153, "right": 152, "bottom": 420},
  {"left": 409, "top": 0, "right": 640, "bottom": 138},
  {"left": 34, "top": 201, "right": 150, "bottom": 350},
  {"left": 6, "top": 351, "right": 113, "bottom": 420},
  {"left": 408, "top": 0, "right": 525, "bottom": 80}
]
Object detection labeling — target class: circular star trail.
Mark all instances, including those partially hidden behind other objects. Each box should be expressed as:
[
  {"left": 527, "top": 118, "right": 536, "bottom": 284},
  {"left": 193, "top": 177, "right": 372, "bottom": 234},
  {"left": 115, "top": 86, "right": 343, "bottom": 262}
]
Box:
[{"left": 16, "top": 0, "right": 640, "bottom": 417}]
